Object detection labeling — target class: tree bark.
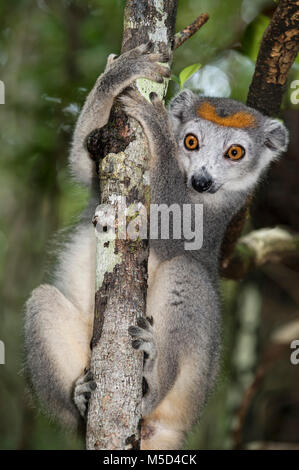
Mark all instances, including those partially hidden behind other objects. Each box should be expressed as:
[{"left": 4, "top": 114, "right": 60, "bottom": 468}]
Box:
[
  {"left": 221, "top": 0, "right": 299, "bottom": 269},
  {"left": 86, "top": 0, "right": 177, "bottom": 451}
]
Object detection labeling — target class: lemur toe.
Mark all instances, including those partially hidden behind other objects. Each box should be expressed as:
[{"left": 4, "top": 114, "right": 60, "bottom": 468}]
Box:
[
  {"left": 147, "top": 316, "right": 154, "bottom": 326},
  {"left": 73, "top": 370, "right": 97, "bottom": 418},
  {"left": 128, "top": 317, "right": 156, "bottom": 358},
  {"left": 149, "top": 92, "right": 162, "bottom": 105},
  {"left": 149, "top": 51, "right": 170, "bottom": 64},
  {"left": 136, "top": 316, "right": 148, "bottom": 329},
  {"left": 131, "top": 339, "right": 142, "bottom": 349},
  {"left": 143, "top": 41, "right": 154, "bottom": 54}
]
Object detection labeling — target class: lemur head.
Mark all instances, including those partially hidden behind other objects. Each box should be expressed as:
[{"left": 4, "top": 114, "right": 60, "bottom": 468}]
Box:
[{"left": 169, "top": 90, "right": 288, "bottom": 199}]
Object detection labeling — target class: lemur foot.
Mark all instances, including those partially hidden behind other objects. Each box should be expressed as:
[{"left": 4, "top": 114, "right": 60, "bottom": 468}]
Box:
[
  {"left": 119, "top": 90, "right": 172, "bottom": 144},
  {"left": 73, "top": 369, "right": 97, "bottom": 419},
  {"left": 128, "top": 317, "right": 156, "bottom": 361}
]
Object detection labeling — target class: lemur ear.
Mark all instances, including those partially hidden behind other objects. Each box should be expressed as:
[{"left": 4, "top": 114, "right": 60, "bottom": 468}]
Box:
[
  {"left": 169, "top": 89, "right": 195, "bottom": 121},
  {"left": 264, "top": 118, "right": 289, "bottom": 155}
]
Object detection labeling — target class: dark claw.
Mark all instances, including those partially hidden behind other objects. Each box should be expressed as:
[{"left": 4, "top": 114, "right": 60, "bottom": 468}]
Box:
[
  {"left": 142, "top": 377, "right": 149, "bottom": 396},
  {"left": 161, "top": 53, "right": 170, "bottom": 63},
  {"left": 132, "top": 339, "right": 142, "bottom": 349},
  {"left": 146, "top": 41, "right": 154, "bottom": 52},
  {"left": 149, "top": 92, "right": 158, "bottom": 102},
  {"left": 86, "top": 370, "right": 94, "bottom": 381},
  {"left": 92, "top": 215, "right": 98, "bottom": 227},
  {"left": 128, "top": 325, "right": 139, "bottom": 336},
  {"left": 124, "top": 85, "right": 134, "bottom": 95},
  {"left": 137, "top": 317, "right": 148, "bottom": 329},
  {"left": 89, "top": 381, "right": 97, "bottom": 391},
  {"left": 143, "top": 351, "right": 149, "bottom": 362}
]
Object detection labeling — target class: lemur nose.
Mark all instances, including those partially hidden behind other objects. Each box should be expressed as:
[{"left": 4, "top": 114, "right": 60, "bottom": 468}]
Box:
[{"left": 191, "top": 175, "right": 213, "bottom": 193}]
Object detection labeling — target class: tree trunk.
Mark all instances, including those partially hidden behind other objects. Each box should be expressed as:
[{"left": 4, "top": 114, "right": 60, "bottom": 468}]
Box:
[
  {"left": 86, "top": 0, "right": 177, "bottom": 451},
  {"left": 247, "top": 0, "right": 299, "bottom": 117}
]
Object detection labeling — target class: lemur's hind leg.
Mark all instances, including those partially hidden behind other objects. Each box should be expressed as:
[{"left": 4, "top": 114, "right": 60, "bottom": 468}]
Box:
[
  {"left": 130, "top": 256, "right": 221, "bottom": 450},
  {"left": 25, "top": 284, "right": 93, "bottom": 429}
]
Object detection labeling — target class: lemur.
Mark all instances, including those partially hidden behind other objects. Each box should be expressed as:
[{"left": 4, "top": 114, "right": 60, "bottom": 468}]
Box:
[{"left": 25, "top": 42, "right": 288, "bottom": 450}]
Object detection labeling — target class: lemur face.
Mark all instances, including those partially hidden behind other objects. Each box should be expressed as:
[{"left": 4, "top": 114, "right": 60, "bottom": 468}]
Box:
[{"left": 169, "top": 91, "right": 289, "bottom": 198}]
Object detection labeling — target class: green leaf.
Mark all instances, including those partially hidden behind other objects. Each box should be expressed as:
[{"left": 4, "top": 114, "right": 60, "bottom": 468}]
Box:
[
  {"left": 179, "top": 63, "right": 201, "bottom": 88},
  {"left": 171, "top": 74, "right": 180, "bottom": 85},
  {"left": 241, "top": 14, "right": 270, "bottom": 62}
]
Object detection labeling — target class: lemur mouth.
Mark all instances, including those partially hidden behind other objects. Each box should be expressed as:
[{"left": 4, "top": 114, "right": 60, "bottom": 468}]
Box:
[{"left": 206, "top": 183, "right": 222, "bottom": 194}]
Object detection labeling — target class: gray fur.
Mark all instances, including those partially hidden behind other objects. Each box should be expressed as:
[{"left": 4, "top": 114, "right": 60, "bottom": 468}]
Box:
[{"left": 25, "top": 44, "right": 288, "bottom": 448}]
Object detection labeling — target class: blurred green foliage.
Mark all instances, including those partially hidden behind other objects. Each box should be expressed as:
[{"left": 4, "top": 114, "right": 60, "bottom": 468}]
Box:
[{"left": 0, "top": 0, "right": 298, "bottom": 450}]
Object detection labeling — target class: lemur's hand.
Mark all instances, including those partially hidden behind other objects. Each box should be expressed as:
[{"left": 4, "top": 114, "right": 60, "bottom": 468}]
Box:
[
  {"left": 120, "top": 90, "right": 177, "bottom": 158},
  {"left": 98, "top": 42, "right": 170, "bottom": 99}
]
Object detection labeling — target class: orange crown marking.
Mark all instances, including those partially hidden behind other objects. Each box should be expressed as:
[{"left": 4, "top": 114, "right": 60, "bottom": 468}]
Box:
[{"left": 197, "top": 102, "right": 256, "bottom": 128}]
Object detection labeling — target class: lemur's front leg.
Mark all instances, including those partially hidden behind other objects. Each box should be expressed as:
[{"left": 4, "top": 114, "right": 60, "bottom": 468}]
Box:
[
  {"left": 120, "top": 90, "right": 177, "bottom": 163},
  {"left": 70, "top": 44, "right": 170, "bottom": 184}
]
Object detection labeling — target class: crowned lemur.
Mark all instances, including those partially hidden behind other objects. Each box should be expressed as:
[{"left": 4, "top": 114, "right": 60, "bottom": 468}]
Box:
[{"left": 25, "top": 43, "right": 288, "bottom": 450}]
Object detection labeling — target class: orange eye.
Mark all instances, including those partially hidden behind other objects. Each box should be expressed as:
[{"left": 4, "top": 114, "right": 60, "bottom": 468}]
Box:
[
  {"left": 184, "top": 134, "right": 199, "bottom": 151},
  {"left": 225, "top": 144, "right": 245, "bottom": 160}
]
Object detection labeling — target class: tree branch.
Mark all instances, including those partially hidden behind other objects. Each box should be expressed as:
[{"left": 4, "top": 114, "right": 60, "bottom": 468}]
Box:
[
  {"left": 222, "top": 227, "right": 299, "bottom": 279},
  {"left": 174, "top": 13, "right": 209, "bottom": 49},
  {"left": 233, "top": 342, "right": 288, "bottom": 449},
  {"left": 221, "top": 0, "right": 299, "bottom": 269},
  {"left": 234, "top": 316, "right": 299, "bottom": 449}
]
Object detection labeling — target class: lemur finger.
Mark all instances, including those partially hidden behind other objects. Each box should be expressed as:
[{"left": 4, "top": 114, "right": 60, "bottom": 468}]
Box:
[
  {"left": 122, "top": 88, "right": 146, "bottom": 103},
  {"left": 76, "top": 369, "right": 94, "bottom": 385},
  {"left": 128, "top": 317, "right": 154, "bottom": 343},
  {"left": 147, "top": 316, "right": 154, "bottom": 326},
  {"left": 148, "top": 52, "right": 170, "bottom": 63},
  {"left": 154, "top": 64, "right": 171, "bottom": 78},
  {"left": 132, "top": 41, "right": 154, "bottom": 57},
  {"left": 119, "top": 92, "right": 147, "bottom": 113},
  {"left": 140, "top": 41, "right": 154, "bottom": 54},
  {"left": 73, "top": 378, "right": 97, "bottom": 419},
  {"left": 131, "top": 339, "right": 154, "bottom": 357},
  {"left": 128, "top": 326, "right": 152, "bottom": 341},
  {"left": 149, "top": 92, "right": 162, "bottom": 105},
  {"left": 134, "top": 62, "right": 170, "bottom": 82},
  {"left": 74, "top": 394, "right": 88, "bottom": 418},
  {"left": 106, "top": 53, "right": 118, "bottom": 69},
  {"left": 75, "top": 381, "right": 97, "bottom": 395},
  {"left": 137, "top": 316, "right": 154, "bottom": 329}
]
